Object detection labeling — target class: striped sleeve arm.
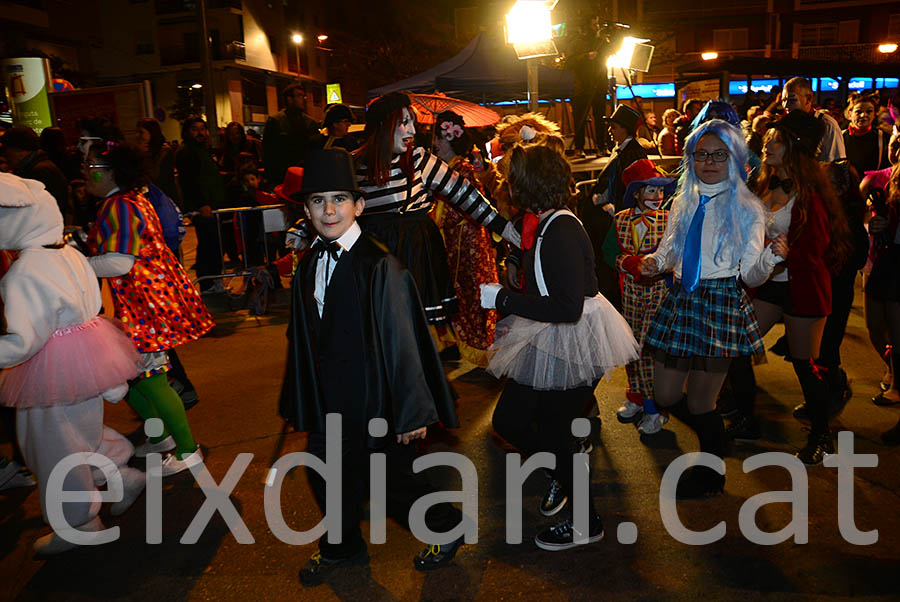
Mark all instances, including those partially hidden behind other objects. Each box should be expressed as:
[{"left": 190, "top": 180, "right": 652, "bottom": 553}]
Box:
[
  {"left": 92, "top": 196, "right": 146, "bottom": 257},
  {"left": 419, "top": 151, "right": 509, "bottom": 236}
]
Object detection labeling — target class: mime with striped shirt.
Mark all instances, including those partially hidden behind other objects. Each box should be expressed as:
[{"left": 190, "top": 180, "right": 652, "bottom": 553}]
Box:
[{"left": 353, "top": 92, "right": 521, "bottom": 324}]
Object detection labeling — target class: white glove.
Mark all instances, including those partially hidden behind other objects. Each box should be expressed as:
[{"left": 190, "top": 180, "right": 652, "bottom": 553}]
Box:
[
  {"left": 480, "top": 283, "right": 503, "bottom": 309},
  {"left": 502, "top": 221, "right": 522, "bottom": 249}
]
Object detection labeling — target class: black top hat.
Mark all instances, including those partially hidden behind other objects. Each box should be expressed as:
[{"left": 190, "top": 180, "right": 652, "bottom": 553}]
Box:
[
  {"left": 609, "top": 105, "right": 641, "bottom": 134},
  {"left": 324, "top": 104, "right": 353, "bottom": 129},
  {"left": 293, "top": 148, "right": 362, "bottom": 201},
  {"left": 767, "top": 110, "right": 824, "bottom": 157},
  {"left": 364, "top": 92, "right": 411, "bottom": 138}
]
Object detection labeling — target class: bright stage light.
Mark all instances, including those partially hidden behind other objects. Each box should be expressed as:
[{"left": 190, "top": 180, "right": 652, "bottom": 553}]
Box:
[
  {"left": 701, "top": 51, "right": 718, "bottom": 60},
  {"left": 505, "top": 1, "right": 554, "bottom": 45},
  {"left": 878, "top": 43, "right": 898, "bottom": 54},
  {"left": 606, "top": 36, "right": 651, "bottom": 69}
]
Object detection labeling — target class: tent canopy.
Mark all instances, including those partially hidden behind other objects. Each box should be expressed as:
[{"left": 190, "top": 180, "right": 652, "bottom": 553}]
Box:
[{"left": 368, "top": 34, "right": 574, "bottom": 103}]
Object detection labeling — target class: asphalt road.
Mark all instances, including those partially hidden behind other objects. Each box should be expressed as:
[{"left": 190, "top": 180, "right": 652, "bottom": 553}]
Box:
[{"left": 2, "top": 251, "right": 899, "bottom": 601}]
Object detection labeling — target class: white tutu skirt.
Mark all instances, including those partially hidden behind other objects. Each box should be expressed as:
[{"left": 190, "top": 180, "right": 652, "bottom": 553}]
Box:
[{"left": 487, "top": 294, "right": 640, "bottom": 391}]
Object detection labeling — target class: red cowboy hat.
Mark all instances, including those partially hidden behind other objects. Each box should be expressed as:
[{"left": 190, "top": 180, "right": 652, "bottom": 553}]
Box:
[
  {"left": 622, "top": 159, "right": 676, "bottom": 210},
  {"left": 274, "top": 166, "right": 304, "bottom": 204}
]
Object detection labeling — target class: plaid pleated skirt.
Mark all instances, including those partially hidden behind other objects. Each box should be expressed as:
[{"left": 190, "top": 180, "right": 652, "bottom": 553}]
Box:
[{"left": 645, "top": 277, "right": 765, "bottom": 361}]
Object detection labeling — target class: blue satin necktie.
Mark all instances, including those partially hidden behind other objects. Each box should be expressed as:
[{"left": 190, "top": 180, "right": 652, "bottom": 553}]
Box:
[{"left": 681, "top": 194, "right": 711, "bottom": 293}]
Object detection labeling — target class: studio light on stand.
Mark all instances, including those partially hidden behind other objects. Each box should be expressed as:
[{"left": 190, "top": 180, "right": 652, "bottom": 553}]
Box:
[
  {"left": 605, "top": 35, "right": 654, "bottom": 111},
  {"left": 506, "top": 0, "right": 559, "bottom": 112}
]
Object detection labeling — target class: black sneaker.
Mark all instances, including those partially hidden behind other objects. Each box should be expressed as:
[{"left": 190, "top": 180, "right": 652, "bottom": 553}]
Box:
[
  {"left": 299, "top": 548, "right": 368, "bottom": 587},
  {"left": 534, "top": 515, "right": 604, "bottom": 551},
  {"left": 540, "top": 479, "right": 568, "bottom": 516},
  {"left": 180, "top": 389, "right": 199, "bottom": 411},
  {"left": 882, "top": 417, "right": 900, "bottom": 445},
  {"left": 796, "top": 432, "right": 834, "bottom": 465},
  {"left": 726, "top": 415, "right": 761, "bottom": 443},
  {"left": 676, "top": 465, "right": 725, "bottom": 499},
  {"left": 413, "top": 536, "right": 464, "bottom": 572}
]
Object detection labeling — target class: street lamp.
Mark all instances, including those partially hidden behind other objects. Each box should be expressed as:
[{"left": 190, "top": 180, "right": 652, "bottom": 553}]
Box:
[
  {"left": 505, "top": 0, "right": 558, "bottom": 112},
  {"left": 291, "top": 33, "right": 303, "bottom": 80}
]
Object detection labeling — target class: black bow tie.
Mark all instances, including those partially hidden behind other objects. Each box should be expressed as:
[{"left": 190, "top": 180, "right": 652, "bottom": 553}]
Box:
[
  {"left": 768, "top": 176, "right": 793, "bottom": 193},
  {"left": 313, "top": 240, "right": 342, "bottom": 262}
]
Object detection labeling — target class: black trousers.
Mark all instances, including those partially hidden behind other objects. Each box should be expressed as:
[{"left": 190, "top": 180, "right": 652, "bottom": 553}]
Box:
[
  {"left": 193, "top": 215, "right": 222, "bottom": 290},
  {"left": 492, "top": 381, "right": 597, "bottom": 508},
  {"left": 572, "top": 75, "right": 608, "bottom": 152},
  {"left": 306, "top": 426, "right": 462, "bottom": 560}
]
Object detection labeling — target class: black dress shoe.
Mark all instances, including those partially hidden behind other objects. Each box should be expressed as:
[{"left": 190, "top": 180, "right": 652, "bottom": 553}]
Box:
[
  {"left": 413, "top": 536, "right": 464, "bottom": 571},
  {"left": 299, "top": 549, "right": 368, "bottom": 586},
  {"left": 676, "top": 466, "right": 725, "bottom": 499},
  {"left": 795, "top": 431, "right": 834, "bottom": 465}
]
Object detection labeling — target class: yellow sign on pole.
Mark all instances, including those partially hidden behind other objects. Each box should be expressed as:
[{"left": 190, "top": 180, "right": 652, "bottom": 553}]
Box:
[{"left": 326, "top": 83, "right": 342, "bottom": 104}]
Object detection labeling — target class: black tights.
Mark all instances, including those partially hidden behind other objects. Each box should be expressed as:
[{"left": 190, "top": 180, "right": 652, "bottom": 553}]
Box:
[{"left": 492, "top": 381, "right": 597, "bottom": 514}]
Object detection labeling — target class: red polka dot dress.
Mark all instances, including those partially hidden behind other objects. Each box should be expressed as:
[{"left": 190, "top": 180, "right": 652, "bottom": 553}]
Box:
[{"left": 89, "top": 190, "right": 215, "bottom": 354}]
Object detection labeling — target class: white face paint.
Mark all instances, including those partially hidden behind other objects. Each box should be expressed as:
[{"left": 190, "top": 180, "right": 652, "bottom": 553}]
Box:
[
  {"left": 639, "top": 185, "right": 665, "bottom": 211},
  {"left": 392, "top": 108, "right": 416, "bottom": 154}
]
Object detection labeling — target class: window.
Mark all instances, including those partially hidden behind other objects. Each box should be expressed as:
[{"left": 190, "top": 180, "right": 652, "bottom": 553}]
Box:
[
  {"left": 799, "top": 23, "right": 838, "bottom": 45},
  {"left": 713, "top": 28, "right": 749, "bottom": 51},
  {"left": 838, "top": 20, "right": 859, "bottom": 44},
  {"left": 889, "top": 14, "right": 900, "bottom": 38}
]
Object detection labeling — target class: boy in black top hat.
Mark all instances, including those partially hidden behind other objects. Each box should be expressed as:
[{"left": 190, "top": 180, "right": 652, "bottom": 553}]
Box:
[
  {"left": 580, "top": 105, "right": 648, "bottom": 311},
  {"left": 278, "top": 148, "right": 466, "bottom": 586}
]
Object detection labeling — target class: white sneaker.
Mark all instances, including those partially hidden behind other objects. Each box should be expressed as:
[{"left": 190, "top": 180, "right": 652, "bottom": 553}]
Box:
[
  {"left": 616, "top": 401, "right": 644, "bottom": 423},
  {"left": 157, "top": 447, "right": 204, "bottom": 477},
  {"left": 0, "top": 458, "right": 36, "bottom": 491},
  {"left": 134, "top": 435, "right": 176, "bottom": 458},
  {"left": 637, "top": 412, "right": 668, "bottom": 435}
]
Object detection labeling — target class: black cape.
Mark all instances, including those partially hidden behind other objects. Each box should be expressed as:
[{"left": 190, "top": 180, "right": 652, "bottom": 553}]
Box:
[{"left": 279, "top": 234, "right": 458, "bottom": 448}]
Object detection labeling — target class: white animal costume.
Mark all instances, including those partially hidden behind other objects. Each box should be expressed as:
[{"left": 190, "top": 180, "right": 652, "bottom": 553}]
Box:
[{"left": 0, "top": 173, "right": 144, "bottom": 554}]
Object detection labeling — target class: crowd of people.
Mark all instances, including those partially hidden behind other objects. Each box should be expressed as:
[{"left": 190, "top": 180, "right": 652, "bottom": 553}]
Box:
[{"left": 0, "top": 75, "right": 898, "bottom": 587}]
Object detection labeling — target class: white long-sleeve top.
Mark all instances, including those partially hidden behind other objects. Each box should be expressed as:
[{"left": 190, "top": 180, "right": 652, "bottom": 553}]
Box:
[
  {"left": 0, "top": 246, "right": 101, "bottom": 368},
  {"left": 646, "top": 180, "right": 782, "bottom": 289}
]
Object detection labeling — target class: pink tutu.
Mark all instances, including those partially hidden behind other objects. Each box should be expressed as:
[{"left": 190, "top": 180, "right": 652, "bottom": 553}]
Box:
[{"left": 0, "top": 316, "right": 142, "bottom": 408}]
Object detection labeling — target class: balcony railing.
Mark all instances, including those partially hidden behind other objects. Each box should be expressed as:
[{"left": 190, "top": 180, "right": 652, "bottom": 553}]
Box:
[
  {"left": 159, "top": 40, "right": 244, "bottom": 66},
  {"left": 797, "top": 43, "right": 900, "bottom": 63},
  {"left": 155, "top": 0, "right": 241, "bottom": 15}
]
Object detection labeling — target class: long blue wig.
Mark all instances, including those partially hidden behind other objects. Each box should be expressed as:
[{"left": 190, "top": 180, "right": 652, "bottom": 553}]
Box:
[{"left": 664, "top": 119, "right": 763, "bottom": 266}]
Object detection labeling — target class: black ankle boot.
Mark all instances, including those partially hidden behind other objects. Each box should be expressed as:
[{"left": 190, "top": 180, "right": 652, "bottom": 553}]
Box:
[
  {"left": 676, "top": 465, "right": 725, "bottom": 499},
  {"left": 792, "top": 359, "right": 831, "bottom": 435}
]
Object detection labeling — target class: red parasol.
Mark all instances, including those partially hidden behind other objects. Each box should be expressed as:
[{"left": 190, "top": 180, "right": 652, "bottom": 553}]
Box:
[{"left": 408, "top": 93, "right": 501, "bottom": 128}]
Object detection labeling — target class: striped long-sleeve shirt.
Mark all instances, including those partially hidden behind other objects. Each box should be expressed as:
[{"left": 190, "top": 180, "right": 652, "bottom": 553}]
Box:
[{"left": 357, "top": 146, "right": 509, "bottom": 237}]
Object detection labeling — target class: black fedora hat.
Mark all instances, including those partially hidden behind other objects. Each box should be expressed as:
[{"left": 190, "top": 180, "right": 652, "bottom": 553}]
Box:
[
  {"left": 293, "top": 148, "right": 362, "bottom": 201},
  {"left": 609, "top": 105, "right": 641, "bottom": 133},
  {"left": 767, "top": 110, "right": 824, "bottom": 157}
]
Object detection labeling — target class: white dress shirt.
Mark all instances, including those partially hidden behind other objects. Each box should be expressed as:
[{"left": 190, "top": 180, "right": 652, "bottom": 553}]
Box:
[
  {"left": 313, "top": 221, "right": 362, "bottom": 317},
  {"left": 648, "top": 180, "right": 782, "bottom": 288}
]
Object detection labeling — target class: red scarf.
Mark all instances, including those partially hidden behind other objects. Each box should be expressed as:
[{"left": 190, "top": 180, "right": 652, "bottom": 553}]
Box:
[
  {"left": 848, "top": 124, "right": 872, "bottom": 136},
  {"left": 521, "top": 211, "right": 540, "bottom": 251}
]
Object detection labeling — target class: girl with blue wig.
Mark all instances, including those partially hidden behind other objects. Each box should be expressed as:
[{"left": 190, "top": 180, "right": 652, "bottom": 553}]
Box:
[{"left": 640, "top": 119, "right": 785, "bottom": 498}]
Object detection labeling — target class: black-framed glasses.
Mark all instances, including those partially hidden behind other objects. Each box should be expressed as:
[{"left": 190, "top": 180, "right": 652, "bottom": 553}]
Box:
[{"left": 692, "top": 150, "right": 729, "bottom": 163}]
